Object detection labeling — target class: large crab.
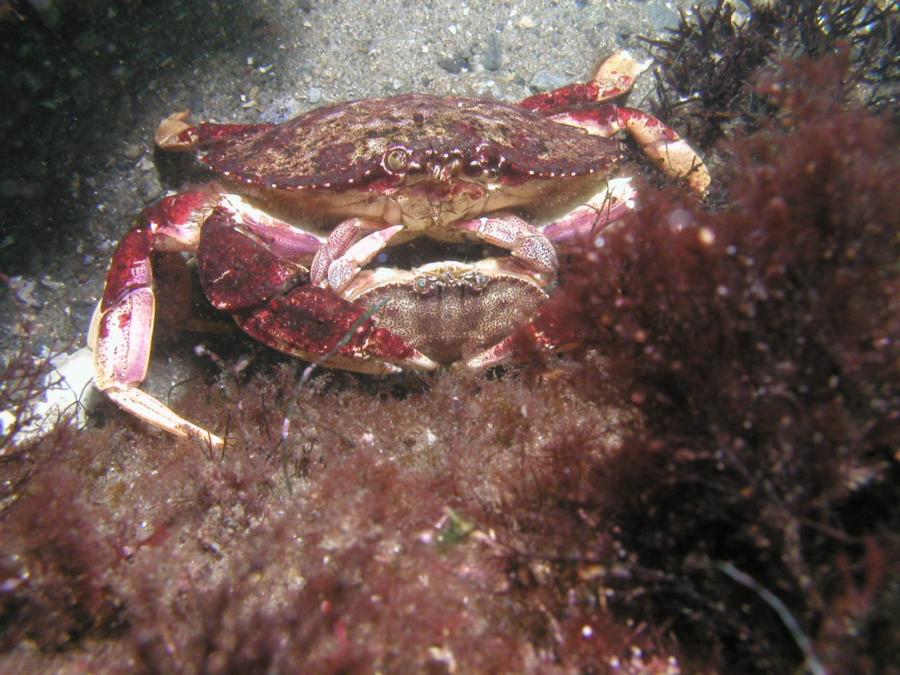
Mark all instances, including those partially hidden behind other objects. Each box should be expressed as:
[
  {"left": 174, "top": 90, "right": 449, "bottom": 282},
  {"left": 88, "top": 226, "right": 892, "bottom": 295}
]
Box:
[{"left": 89, "top": 51, "right": 709, "bottom": 448}]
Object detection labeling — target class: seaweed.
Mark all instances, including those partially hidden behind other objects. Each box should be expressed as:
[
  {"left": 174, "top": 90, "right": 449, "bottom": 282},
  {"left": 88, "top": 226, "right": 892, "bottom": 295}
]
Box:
[
  {"left": 643, "top": 0, "right": 898, "bottom": 148},
  {"left": 506, "top": 47, "right": 899, "bottom": 672}
]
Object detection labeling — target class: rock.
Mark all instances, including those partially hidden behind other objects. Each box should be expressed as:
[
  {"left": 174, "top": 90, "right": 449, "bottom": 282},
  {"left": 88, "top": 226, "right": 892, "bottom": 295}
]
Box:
[
  {"left": 437, "top": 52, "right": 471, "bottom": 75},
  {"left": 483, "top": 33, "right": 502, "bottom": 72},
  {"left": 529, "top": 69, "right": 569, "bottom": 92},
  {"left": 8, "top": 276, "right": 42, "bottom": 309},
  {"left": 647, "top": 2, "right": 680, "bottom": 31}
]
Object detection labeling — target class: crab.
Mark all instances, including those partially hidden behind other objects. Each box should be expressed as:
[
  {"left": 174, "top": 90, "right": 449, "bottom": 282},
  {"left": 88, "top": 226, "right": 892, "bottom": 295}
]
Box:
[{"left": 89, "top": 51, "right": 709, "bottom": 448}]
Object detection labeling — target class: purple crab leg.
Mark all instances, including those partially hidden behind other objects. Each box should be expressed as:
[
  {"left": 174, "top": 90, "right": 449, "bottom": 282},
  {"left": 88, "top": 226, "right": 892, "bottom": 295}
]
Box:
[
  {"left": 541, "top": 177, "right": 638, "bottom": 244},
  {"left": 91, "top": 191, "right": 326, "bottom": 448},
  {"left": 520, "top": 50, "right": 649, "bottom": 110},
  {"left": 465, "top": 297, "right": 583, "bottom": 371},
  {"left": 89, "top": 191, "right": 226, "bottom": 448},
  {"left": 154, "top": 110, "right": 275, "bottom": 152},
  {"left": 452, "top": 177, "right": 637, "bottom": 270},
  {"left": 520, "top": 50, "right": 710, "bottom": 195},
  {"left": 548, "top": 107, "right": 710, "bottom": 195}
]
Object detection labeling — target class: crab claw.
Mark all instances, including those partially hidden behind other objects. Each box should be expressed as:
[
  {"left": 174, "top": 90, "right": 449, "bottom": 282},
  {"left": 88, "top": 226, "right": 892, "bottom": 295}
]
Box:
[
  {"left": 591, "top": 49, "right": 651, "bottom": 100},
  {"left": 155, "top": 110, "right": 198, "bottom": 150},
  {"left": 452, "top": 214, "right": 558, "bottom": 278},
  {"left": 327, "top": 224, "right": 405, "bottom": 292},
  {"left": 237, "top": 286, "right": 438, "bottom": 375}
]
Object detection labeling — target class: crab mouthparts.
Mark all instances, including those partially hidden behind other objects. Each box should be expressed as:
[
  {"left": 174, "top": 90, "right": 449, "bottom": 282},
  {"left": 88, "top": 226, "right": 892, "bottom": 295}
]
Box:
[{"left": 428, "top": 157, "right": 463, "bottom": 182}]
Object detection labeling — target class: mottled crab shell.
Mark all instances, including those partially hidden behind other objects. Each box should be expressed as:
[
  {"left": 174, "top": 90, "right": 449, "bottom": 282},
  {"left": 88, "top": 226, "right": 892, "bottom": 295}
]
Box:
[{"left": 197, "top": 94, "right": 623, "bottom": 190}]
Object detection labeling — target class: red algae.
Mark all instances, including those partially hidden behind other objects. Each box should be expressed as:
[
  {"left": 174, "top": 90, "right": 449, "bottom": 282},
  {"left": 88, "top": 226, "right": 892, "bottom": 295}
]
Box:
[{"left": 517, "top": 48, "right": 898, "bottom": 672}]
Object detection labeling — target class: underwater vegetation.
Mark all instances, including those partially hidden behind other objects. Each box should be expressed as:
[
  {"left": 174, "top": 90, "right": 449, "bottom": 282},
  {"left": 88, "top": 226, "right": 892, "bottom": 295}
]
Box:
[
  {"left": 643, "top": 0, "right": 898, "bottom": 147},
  {"left": 1, "top": 1, "right": 898, "bottom": 673}
]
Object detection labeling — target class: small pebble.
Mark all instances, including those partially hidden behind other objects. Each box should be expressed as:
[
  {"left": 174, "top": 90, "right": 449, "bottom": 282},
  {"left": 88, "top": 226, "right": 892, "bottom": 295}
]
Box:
[
  {"left": 9, "top": 276, "right": 42, "bottom": 308},
  {"left": 437, "top": 53, "right": 470, "bottom": 74},
  {"left": 529, "top": 69, "right": 569, "bottom": 91},
  {"left": 517, "top": 15, "right": 537, "bottom": 29},
  {"left": 647, "top": 2, "right": 680, "bottom": 31},
  {"left": 260, "top": 96, "right": 302, "bottom": 123},
  {"left": 73, "top": 30, "right": 101, "bottom": 53},
  {"left": 483, "top": 33, "right": 502, "bottom": 71}
]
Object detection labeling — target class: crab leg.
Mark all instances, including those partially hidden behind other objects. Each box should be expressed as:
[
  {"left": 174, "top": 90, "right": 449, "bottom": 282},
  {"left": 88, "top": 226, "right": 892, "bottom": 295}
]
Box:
[
  {"left": 154, "top": 110, "right": 275, "bottom": 152},
  {"left": 236, "top": 285, "right": 438, "bottom": 375},
  {"left": 520, "top": 50, "right": 710, "bottom": 195},
  {"left": 541, "top": 177, "right": 638, "bottom": 243},
  {"left": 196, "top": 209, "right": 434, "bottom": 375},
  {"left": 91, "top": 190, "right": 330, "bottom": 448},
  {"left": 218, "top": 193, "right": 324, "bottom": 259},
  {"left": 90, "top": 191, "right": 225, "bottom": 447},
  {"left": 551, "top": 106, "right": 710, "bottom": 194},
  {"left": 464, "top": 302, "right": 582, "bottom": 372},
  {"left": 460, "top": 179, "right": 638, "bottom": 371},
  {"left": 309, "top": 219, "right": 373, "bottom": 286},
  {"left": 520, "top": 49, "right": 650, "bottom": 111},
  {"left": 450, "top": 177, "right": 637, "bottom": 283},
  {"left": 327, "top": 226, "right": 405, "bottom": 291}
]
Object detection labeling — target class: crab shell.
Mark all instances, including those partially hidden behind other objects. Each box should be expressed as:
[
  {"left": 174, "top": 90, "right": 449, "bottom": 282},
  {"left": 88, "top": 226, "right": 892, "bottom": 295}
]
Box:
[{"left": 162, "top": 94, "right": 626, "bottom": 236}]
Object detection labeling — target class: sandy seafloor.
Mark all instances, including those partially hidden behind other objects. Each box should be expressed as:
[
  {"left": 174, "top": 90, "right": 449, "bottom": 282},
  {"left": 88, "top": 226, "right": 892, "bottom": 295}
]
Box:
[{"left": 0, "top": 0, "right": 709, "bottom": 384}]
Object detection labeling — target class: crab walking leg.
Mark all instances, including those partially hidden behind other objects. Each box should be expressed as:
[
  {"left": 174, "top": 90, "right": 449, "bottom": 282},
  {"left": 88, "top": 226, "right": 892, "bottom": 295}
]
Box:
[
  {"left": 541, "top": 177, "right": 638, "bottom": 243},
  {"left": 93, "top": 192, "right": 324, "bottom": 446},
  {"left": 519, "top": 50, "right": 650, "bottom": 110},
  {"left": 454, "top": 178, "right": 637, "bottom": 274},
  {"left": 462, "top": 179, "right": 638, "bottom": 371},
  {"left": 551, "top": 107, "right": 710, "bottom": 195},
  {"left": 217, "top": 193, "right": 324, "bottom": 260},
  {"left": 90, "top": 192, "right": 225, "bottom": 448},
  {"left": 154, "top": 110, "right": 276, "bottom": 152},
  {"left": 451, "top": 215, "right": 558, "bottom": 278},
  {"left": 520, "top": 50, "right": 710, "bottom": 195},
  {"left": 465, "top": 299, "right": 584, "bottom": 372}
]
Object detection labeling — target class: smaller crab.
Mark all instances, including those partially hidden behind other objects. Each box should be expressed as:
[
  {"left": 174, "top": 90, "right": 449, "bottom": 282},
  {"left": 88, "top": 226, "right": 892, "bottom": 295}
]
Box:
[{"left": 90, "top": 51, "right": 709, "bottom": 447}]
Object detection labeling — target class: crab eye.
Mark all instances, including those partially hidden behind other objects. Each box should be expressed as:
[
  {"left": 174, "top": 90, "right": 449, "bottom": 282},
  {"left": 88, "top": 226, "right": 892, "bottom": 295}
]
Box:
[
  {"left": 384, "top": 148, "right": 409, "bottom": 174},
  {"left": 466, "top": 272, "right": 489, "bottom": 290},
  {"left": 413, "top": 276, "right": 432, "bottom": 294}
]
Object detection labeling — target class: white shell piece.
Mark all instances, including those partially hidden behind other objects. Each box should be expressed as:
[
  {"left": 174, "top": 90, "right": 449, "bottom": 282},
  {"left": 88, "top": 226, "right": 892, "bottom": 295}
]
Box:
[{"left": 1, "top": 347, "right": 100, "bottom": 453}]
